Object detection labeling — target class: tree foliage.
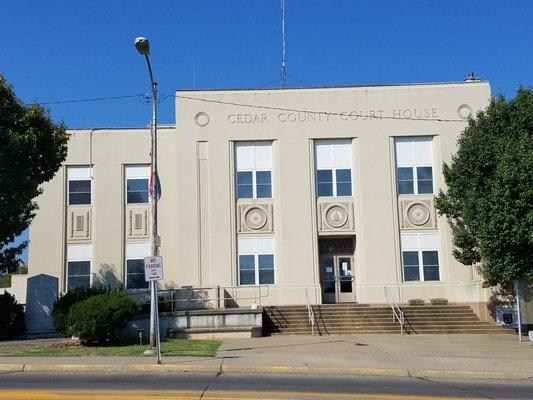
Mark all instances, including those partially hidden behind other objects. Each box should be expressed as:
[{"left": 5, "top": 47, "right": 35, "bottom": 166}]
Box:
[
  {"left": 0, "top": 75, "right": 69, "bottom": 273},
  {"left": 0, "top": 292, "right": 25, "bottom": 340},
  {"left": 435, "top": 88, "right": 533, "bottom": 286}
]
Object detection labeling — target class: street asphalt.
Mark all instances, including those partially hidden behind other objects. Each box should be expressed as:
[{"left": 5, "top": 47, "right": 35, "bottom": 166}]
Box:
[{"left": 0, "top": 371, "right": 532, "bottom": 399}]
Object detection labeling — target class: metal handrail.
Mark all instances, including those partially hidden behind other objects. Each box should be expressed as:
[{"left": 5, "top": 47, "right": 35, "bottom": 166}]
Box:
[
  {"left": 304, "top": 288, "right": 316, "bottom": 336},
  {"left": 384, "top": 286, "right": 405, "bottom": 334},
  {"left": 130, "top": 285, "right": 270, "bottom": 312}
]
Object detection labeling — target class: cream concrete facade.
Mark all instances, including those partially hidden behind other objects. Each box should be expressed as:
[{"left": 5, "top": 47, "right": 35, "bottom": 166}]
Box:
[{"left": 29, "top": 81, "right": 493, "bottom": 307}]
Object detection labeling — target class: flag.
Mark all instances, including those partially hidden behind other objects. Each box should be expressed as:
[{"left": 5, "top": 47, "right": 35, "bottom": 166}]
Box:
[{"left": 149, "top": 170, "right": 162, "bottom": 201}]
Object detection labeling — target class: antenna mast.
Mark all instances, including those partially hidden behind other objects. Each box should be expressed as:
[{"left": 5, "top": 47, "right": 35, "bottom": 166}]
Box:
[{"left": 280, "top": 0, "right": 287, "bottom": 88}]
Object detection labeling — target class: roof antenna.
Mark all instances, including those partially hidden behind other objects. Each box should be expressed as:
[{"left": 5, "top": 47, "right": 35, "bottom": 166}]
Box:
[{"left": 280, "top": 0, "right": 287, "bottom": 88}]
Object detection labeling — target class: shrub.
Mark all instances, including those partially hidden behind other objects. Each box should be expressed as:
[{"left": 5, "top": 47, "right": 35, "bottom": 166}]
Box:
[
  {"left": 67, "top": 291, "right": 139, "bottom": 345},
  {"left": 430, "top": 298, "right": 448, "bottom": 305},
  {"left": 0, "top": 292, "right": 25, "bottom": 340},
  {"left": 52, "top": 286, "right": 110, "bottom": 337}
]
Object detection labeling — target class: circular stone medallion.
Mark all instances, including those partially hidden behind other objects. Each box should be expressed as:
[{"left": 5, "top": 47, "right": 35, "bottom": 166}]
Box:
[
  {"left": 244, "top": 207, "right": 268, "bottom": 230},
  {"left": 325, "top": 205, "right": 348, "bottom": 228},
  {"left": 456, "top": 104, "right": 473, "bottom": 120},
  {"left": 406, "top": 202, "right": 431, "bottom": 226},
  {"left": 194, "top": 111, "right": 210, "bottom": 127}
]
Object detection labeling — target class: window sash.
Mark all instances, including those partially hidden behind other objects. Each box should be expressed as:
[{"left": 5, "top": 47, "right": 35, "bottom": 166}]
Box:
[
  {"left": 66, "top": 260, "right": 91, "bottom": 291},
  {"left": 68, "top": 180, "right": 91, "bottom": 205},
  {"left": 401, "top": 249, "right": 440, "bottom": 282},
  {"left": 126, "top": 178, "right": 149, "bottom": 204},
  {"left": 238, "top": 253, "right": 275, "bottom": 286},
  {"left": 235, "top": 170, "right": 272, "bottom": 199},
  {"left": 316, "top": 168, "right": 352, "bottom": 197},
  {"left": 126, "top": 259, "right": 149, "bottom": 289}
]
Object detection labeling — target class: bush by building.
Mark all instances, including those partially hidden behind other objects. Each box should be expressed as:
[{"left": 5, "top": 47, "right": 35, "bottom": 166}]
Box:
[
  {"left": 52, "top": 286, "right": 109, "bottom": 337},
  {"left": 67, "top": 291, "right": 139, "bottom": 345},
  {"left": 0, "top": 292, "right": 25, "bottom": 340}
]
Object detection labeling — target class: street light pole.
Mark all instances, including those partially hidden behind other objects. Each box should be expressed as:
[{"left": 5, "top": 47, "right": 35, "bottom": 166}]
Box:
[{"left": 135, "top": 37, "right": 161, "bottom": 362}]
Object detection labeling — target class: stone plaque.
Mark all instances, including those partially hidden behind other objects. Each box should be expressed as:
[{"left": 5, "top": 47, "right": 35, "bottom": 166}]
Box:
[
  {"left": 399, "top": 197, "right": 437, "bottom": 229},
  {"left": 126, "top": 206, "right": 150, "bottom": 239},
  {"left": 237, "top": 202, "right": 274, "bottom": 233},
  {"left": 318, "top": 201, "right": 355, "bottom": 232},
  {"left": 66, "top": 207, "right": 91, "bottom": 242}
]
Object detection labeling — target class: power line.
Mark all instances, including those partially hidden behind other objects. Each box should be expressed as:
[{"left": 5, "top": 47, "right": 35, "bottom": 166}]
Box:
[
  {"left": 174, "top": 94, "right": 468, "bottom": 123},
  {"left": 38, "top": 93, "right": 147, "bottom": 105}
]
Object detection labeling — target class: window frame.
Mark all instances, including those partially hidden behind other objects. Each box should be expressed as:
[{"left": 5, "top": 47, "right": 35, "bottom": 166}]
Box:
[
  {"left": 66, "top": 260, "right": 92, "bottom": 291},
  {"left": 124, "top": 165, "right": 151, "bottom": 205},
  {"left": 314, "top": 139, "right": 354, "bottom": 198},
  {"left": 125, "top": 177, "right": 150, "bottom": 204},
  {"left": 394, "top": 137, "right": 434, "bottom": 196},
  {"left": 237, "top": 237, "right": 275, "bottom": 286},
  {"left": 400, "top": 233, "right": 441, "bottom": 282},
  {"left": 67, "top": 166, "right": 92, "bottom": 206},
  {"left": 234, "top": 142, "right": 273, "bottom": 200},
  {"left": 125, "top": 258, "right": 149, "bottom": 290}
]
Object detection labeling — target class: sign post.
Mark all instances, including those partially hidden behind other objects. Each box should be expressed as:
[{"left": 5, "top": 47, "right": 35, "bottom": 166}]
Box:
[{"left": 144, "top": 256, "right": 164, "bottom": 364}]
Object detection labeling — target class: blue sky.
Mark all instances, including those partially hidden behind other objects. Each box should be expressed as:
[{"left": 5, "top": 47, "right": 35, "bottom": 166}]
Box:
[{"left": 2, "top": 1, "right": 532, "bottom": 263}]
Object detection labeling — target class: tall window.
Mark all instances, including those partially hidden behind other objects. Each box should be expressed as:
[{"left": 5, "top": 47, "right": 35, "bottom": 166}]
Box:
[
  {"left": 125, "top": 165, "right": 150, "bottom": 204},
  {"left": 125, "top": 242, "right": 150, "bottom": 289},
  {"left": 66, "top": 244, "right": 91, "bottom": 291},
  {"left": 235, "top": 142, "right": 272, "bottom": 199},
  {"left": 315, "top": 139, "right": 353, "bottom": 197},
  {"left": 395, "top": 137, "right": 434, "bottom": 195},
  {"left": 238, "top": 236, "right": 275, "bottom": 285},
  {"left": 401, "top": 233, "right": 440, "bottom": 282},
  {"left": 67, "top": 166, "right": 92, "bottom": 205}
]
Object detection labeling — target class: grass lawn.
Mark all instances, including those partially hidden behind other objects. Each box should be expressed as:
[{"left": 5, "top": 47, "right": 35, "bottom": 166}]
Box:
[{"left": 3, "top": 339, "right": 221, "bottom": 357}]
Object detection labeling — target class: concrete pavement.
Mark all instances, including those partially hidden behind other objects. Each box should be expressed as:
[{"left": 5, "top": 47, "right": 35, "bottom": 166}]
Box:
[{"left": 0, "top": 334, "right": 532, "bottom": 380}]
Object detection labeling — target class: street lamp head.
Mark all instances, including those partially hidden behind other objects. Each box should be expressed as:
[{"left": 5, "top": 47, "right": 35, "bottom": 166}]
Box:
[{"left": 135, "top": 37, "right": 150, "bottom": 55}]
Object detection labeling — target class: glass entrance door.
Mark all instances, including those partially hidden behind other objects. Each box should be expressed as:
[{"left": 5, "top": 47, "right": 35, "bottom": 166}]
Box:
[{"left": 320, "top": 255, "right": 354, "bottom": 303}]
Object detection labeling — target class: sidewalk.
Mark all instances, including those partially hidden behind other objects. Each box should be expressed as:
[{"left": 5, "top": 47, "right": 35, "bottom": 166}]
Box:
[{"left": 1, "top": 334, "right": 532, "bottom": 380}]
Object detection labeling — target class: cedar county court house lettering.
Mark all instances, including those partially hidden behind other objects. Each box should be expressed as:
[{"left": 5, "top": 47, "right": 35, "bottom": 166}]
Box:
[{"left": 227, "top": 108, "right": 439, "bottom": 124}]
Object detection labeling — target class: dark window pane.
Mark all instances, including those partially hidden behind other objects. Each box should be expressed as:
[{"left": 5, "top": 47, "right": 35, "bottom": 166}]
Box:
[
  {"left": 336, "top": 169, "right": 351, "bottom": 183},
  {"left": 336, "top": 182, "right": 352, "bottom": 196},
  {"left": 417, "top": 167, "right": 433, "bottom": 180},
  {"left": 258, "top": 254, "right": 274, "bottom": 270},
  {"left": 69, "top": 192, "right": 91, "bottom": 205},
  {"left": 127, "top": 191, "right": 149, "bottom": 204},
  {"left": 423, "top": 266, "right": 440, "bottom": 281},
  {"left": 316, "top": 169, "right": 333, "bottom": 183},
  {"left": 259, "top": 270, "right": 274, "bottom": 285},
  {"left": 127, "top": 274, "right": 149, "bottom": 289},
  {"left": 402, "top": 251, "right": 419, "bottom": 266},
  {"left": 422, "top": 251, "right": 439, "bottom": 266},
  {"left": 127, "top": 259, "right": 145, "bottom": 274},
  {"left": 417, "top": 180, "right": 433, "bottom": 194},
  {"left": 67, "top": 276, "right": 90, "bottom": 291},
  {"left": 404, "top": 266, "right": 420, "bottom": 281},
  {"left": 256, "top": 171, "right": 271, "bottom": 185},
  {"left": 397, "top": 181, "right": 414, "bottom": 195},
  {"left": 236, "top": 171, "right": 253, "bottom": 185},
  {"left": 239, "top": 255, "right": 255, "bottom": 270},
  {"left": 397, "top": 167, "right": 413, "bottom": 181},
  {"left": 340, "top": 280, "right": 352, "bottom": 293},
  {"left": 69, "top": 180, "right": 91, "bottom": 193},
  {"left": 256, "top": 184, "right": 272, "bottom": 198},
  {"left": 68, "top": 261, "right": 90, "bottom": 276},
  {"left": 127, "top": 179, "right": 148, "bottom": 192},
  {"left": 239, "top": 270, "right": 255, "bottom": 285},
  {"left": 237, "top": 184, "right": 253, "bottom": 199},
  {"left": 317, "top": 183, "right": 333, "bottom": 197}
]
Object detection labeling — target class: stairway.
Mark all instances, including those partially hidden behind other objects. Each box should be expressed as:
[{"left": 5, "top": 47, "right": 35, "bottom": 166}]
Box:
[{"left": 262, "top": 303, "right": 512, "bottom": 335}]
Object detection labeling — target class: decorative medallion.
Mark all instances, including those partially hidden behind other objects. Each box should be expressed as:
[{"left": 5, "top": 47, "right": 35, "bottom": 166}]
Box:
[
  {"left": 244, "top": 207, "right": 268, "bottom": 230},
  {"left": 194, "top": 111, "right": 210, "bottom": 127},
  {"left": 457, "top": 104, "right": 473, "bottom": 120},
  {"left": 325, "top": 205, "right": 349, "bottom": 228},
  {"left": 406, "top": 202, "right": 431, "bottom": 226}
]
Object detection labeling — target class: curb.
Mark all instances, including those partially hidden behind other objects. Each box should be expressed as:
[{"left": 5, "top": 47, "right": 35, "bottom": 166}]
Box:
[{"left": 0, "top": 363, "right": 531, "bottom": 381}]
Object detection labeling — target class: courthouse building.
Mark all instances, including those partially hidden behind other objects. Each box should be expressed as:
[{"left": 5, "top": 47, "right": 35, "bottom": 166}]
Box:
[{"left": 28, "top": 79, "right": 494, "bottom": 311}]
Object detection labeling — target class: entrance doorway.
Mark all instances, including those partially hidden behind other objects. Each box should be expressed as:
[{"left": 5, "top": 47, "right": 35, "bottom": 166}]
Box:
[{"left": 319, "top": 238, "right": 355, "bottom": 303}]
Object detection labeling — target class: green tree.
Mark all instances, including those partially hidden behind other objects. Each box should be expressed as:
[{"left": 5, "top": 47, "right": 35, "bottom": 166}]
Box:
[
  {"left": 435, "top": 88, "right": 533, "bottom": 286},
  {"left": 0, "top": 75, "right": 69, "bottom": 273}
]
